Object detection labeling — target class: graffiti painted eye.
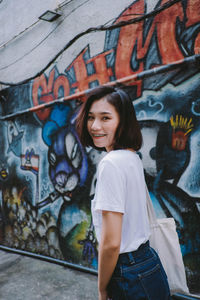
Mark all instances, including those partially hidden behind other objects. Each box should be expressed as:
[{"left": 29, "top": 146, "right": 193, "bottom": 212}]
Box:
[
  {"left": 49, "top": 152, "right": 56, "bottom": 166},
  {"left": 7, "top": 123, "right": 15, "bottom": 144},
  {"left": 65, "top": 132, "right": 82, "bottom": 168},
  {"left": 71, "top": 143, "right": 78, "bottom": 160},
  {"left": 9, "top": 125, "right": 14, "bottom": 134},
  {"left": 65, "top": 133, "right": 76, "bottom": 158},
  {"left": 72, "top": 142, "right": 82, "bottom": 168}
]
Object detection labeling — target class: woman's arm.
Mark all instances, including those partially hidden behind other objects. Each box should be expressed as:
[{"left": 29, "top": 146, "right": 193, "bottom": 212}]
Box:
[{"left": 98, "top": 210, "right": 123, "bottom": 300}]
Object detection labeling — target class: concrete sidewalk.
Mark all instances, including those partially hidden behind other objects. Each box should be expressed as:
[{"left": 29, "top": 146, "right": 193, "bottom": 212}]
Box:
[
  {"left": 0, "top": 250, "right": 98, "bottom": 300},
  {"left": 0, "top": 250, "right": 199, "bottom": 300}
]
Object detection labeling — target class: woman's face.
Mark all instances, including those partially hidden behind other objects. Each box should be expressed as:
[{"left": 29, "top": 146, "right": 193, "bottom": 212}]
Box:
[{"left": 87, "top": 97, "right": 120, "bottom": 152}]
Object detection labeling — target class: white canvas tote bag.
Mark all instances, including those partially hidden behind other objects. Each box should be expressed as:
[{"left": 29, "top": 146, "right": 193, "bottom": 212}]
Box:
[{"left": 146, "top": 186, "right": 189, "bottom": 295}]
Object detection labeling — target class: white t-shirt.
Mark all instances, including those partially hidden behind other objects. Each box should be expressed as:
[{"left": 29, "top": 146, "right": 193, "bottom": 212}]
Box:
[{"left": 91, "top": 149, "right": 150, "bottom": 254}]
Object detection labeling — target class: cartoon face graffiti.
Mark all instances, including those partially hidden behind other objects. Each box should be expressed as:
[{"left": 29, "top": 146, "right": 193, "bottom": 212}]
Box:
[
  {"left": 48, "top": 125, "right": 88, "bottom": 202},
  {"left": 0, "top": 160, "right": 9, "bottom": 180}
]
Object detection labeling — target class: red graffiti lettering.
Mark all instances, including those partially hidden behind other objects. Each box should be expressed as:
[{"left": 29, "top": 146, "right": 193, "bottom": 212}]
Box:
[
  {"left": 115, "top": 0, "right": 185, "bottom": 96},
  {"left": 32, "top": 68, "right": 70, "bottom": 121},
  {"left": 194, "top": 33, "right": 200, "bottom": 54},
  {"left": 87, "top": 52, "right": 113, "bottom": 84},
  {"left": 155, "top": 0, "right": 184, "bottom": 64},
  {"left": 115, "top": 0, "right": 144, "bottom": 96},
  {"left": 32, "top": 0, "right": 200, "bottom": 111},
  {"left": 53, "top": 75, "right": 70, "bottom": 99},
  {"left": 67, "top": 47, "right": 113, "bottom": 92},
  {"left": 32, "top": 69, "right": 55, "bottom": 120},
  {"left": 186, "top": 0, "right": 200, "bottom": 54},
  {"left": 186, "top": 0, "right": 200, "bottom": 27}
]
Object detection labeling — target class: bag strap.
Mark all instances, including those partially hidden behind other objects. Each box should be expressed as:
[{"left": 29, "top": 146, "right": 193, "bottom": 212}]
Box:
[{"left": 145, "top": 184, "right": 158, "bottom": 224}]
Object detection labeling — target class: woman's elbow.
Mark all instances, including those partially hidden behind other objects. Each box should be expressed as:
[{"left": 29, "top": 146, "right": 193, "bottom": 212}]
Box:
[{"left": 103, "top": 239, "right": 120, "bottom": 253}]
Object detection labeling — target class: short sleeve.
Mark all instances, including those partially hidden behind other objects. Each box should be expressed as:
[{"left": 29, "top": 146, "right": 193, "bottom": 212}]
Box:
[{"left": 94, "top": 159, "right": 126, "bottom": 213}]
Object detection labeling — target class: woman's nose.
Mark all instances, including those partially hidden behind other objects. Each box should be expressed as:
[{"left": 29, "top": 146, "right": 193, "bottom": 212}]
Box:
[{"left": 91, "top": 118, "right": 101, "bottom": 130}]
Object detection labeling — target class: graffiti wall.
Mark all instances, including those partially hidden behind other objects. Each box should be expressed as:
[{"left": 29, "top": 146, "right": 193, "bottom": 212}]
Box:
[{"left": 0, "top": 0, "right": 200, "bottom": 293}]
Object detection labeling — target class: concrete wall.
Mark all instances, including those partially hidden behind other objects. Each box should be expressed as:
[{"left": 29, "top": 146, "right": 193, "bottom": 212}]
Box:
[{"left": 0, "top": 0, "right": 200, "bottom": 294}]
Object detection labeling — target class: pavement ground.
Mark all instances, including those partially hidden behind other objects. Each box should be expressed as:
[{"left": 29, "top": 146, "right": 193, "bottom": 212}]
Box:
[
  {"left": 0, "top": 250, "right": 199, "bottom": 300},
  {"left": 0, "top": 250, "right": 98, "bottom": 300}
]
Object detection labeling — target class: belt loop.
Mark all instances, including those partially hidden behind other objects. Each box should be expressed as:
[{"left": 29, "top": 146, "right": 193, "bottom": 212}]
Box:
[{"left": 127, "top": 252, "right": 135, "bottom": 265}]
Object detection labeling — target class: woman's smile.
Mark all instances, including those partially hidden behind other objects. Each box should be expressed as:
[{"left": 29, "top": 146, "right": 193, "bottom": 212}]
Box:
[{"left": 92, "top": 134, "right": 106, "bottom": 138}]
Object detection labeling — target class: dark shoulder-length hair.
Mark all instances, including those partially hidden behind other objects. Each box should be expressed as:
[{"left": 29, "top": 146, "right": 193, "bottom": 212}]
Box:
[{"left": 76, "top": 85, "right": 142, "bottom": 151}]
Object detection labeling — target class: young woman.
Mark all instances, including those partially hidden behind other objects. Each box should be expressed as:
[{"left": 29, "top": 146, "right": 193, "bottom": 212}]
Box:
[{"left": 76, "top": 86, "right": 171, "bottom": 300}]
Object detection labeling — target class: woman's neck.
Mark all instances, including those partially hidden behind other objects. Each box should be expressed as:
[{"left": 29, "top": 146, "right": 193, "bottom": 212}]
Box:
[{"left": 126, "top": 148, "right": 135, "bottom": 152}]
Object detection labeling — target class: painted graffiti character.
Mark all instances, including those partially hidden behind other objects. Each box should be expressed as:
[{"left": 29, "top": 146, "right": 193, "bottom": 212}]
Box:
[
  {"left": 78, "top": 223, "right": 97, "bottom": 265},
  {"left": 38, "top": 104, "right": 89, "bottom": 205},
  {"left": 76, "top": 86, "right": 171, "bottom": 300},
  {"left": 7, "top": 121, "right": 23, "bottom": 157},
  {"left": 38, "top": 103, "right": 96, "bottom": 262},
  {"left": 48, "top": 125, "right": 87, "bottom": 201}
]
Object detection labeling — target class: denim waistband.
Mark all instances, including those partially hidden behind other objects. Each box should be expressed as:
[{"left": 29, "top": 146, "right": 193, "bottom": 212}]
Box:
[{"left": 118, "top": 241, "right": 150, "bottom": 265}]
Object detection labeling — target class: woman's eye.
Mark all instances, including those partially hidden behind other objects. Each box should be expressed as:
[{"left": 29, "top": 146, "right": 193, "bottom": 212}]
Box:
[
  {"left": 87, "top": 115, "right": 94, "bottom": 121},
  {"left": 102, "top": 116, "right": 110, "bottom": 121}
]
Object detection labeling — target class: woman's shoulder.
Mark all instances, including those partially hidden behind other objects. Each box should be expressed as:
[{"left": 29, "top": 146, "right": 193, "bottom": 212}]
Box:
[{"left": 100, "top": 150, "right": 139, "bottom": 168}]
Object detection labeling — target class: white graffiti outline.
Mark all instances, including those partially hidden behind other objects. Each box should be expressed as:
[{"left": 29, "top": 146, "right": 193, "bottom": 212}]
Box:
[
  {"left": 191, "top": 100, "right": 200, "bottom": 116},
  {"left": 148, "top": 99, "right": 164, "bottom": 117},
  {"left": 137, "top": 99, "right": 164, "bottom": 120},
  {"left": 137, "top": 110, "right": 147, "bottom": 119}
]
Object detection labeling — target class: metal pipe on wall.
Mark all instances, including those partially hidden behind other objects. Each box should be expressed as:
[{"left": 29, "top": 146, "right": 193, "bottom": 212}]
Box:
[
  {"left": 172, "top": 294, "right": 200, "bottom": 300},
  {"left": 0, "top": 244, "right": 98, "bottom": 275}
]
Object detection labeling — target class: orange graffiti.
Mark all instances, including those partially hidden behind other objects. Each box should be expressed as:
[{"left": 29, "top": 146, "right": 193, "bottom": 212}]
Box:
[
  {"left": 53, "top": 75, "right": 70, "bottom": 99},
  {"left": 31, "top": 0, "right": 200, "bottom": 120},
  {"left": 186, "top": 0, "right": 200, "bottom": 27},
  {"left": 67, "top": 47, "right": 114, "bottom": 92},
  {"left": 115, "top": 0, "right": 185, "bottom": 97},
  {"left": 194, "top": 33, "right": 200, "bottom": 54},
  {"left": 115, "top": 0, "right": 144, "bottom": 96},
  {"left": 32, "top": 69, "right": 55, "bottom": 120},
  {"left": 155, "top": 0, "right": 184, "bottom": 64},
  {"left": 186, "top": 0, "right": 200, "bottom": 54},
  {"left": 32, "top": 68, "right": 70, "bottom": 121}
]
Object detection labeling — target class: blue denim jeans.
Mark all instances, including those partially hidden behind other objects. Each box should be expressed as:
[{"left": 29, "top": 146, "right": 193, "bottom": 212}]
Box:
[{"left": 107, "top": 241, "right": 171, "bottom": 300}]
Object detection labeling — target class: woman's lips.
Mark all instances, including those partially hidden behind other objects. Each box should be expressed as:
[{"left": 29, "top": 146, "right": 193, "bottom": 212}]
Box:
[{"left": 91, "top": 134, "right": 106, "bottom": 139}]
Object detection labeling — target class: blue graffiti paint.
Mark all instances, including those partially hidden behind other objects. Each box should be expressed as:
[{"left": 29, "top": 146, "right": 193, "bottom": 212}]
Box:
[{"left": 7, "top": 121, "right": 23, "bottom": 157}]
